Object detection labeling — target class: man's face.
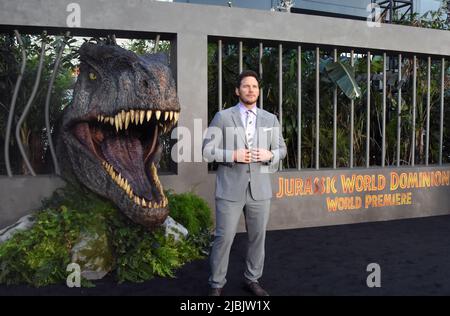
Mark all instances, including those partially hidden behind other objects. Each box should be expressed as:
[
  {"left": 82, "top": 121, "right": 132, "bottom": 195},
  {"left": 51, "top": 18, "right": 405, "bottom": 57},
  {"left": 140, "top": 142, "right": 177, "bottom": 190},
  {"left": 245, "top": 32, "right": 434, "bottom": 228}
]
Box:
[{"left": 235, "top": 76, "right": 259, "bottom": 106}]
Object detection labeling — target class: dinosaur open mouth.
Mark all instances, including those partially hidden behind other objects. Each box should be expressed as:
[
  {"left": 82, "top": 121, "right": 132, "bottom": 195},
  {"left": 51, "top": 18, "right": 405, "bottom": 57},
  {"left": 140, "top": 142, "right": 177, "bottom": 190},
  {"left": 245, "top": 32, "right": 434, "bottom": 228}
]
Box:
[{"left": 72, "top": 109, "right": 179, "bottom": 209}]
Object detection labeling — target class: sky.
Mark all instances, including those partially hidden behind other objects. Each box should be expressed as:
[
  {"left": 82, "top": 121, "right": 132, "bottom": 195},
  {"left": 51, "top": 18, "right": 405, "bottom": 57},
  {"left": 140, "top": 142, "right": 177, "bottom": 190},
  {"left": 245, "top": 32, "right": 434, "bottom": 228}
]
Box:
[{"left": 169, "top": 0, "right": 445, "bottom": 16}]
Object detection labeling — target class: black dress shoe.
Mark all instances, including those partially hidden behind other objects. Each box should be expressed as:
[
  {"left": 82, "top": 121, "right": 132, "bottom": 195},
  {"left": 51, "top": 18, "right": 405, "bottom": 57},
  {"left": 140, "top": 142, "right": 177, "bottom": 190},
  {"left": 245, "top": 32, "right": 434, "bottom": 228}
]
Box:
[
  {"left": 244, "top": 281, "right": 269, "bottom": 296},
  {"left": 208, "top": 287, "right": 222, "bottom": 296}
]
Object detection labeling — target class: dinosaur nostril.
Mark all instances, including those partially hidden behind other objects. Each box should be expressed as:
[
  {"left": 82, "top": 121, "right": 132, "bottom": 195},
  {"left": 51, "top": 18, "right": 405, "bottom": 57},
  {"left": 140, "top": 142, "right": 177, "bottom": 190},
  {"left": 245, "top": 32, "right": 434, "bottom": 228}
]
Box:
[{"left": 142, "top": 79, "right": 149, "bottom": 88}]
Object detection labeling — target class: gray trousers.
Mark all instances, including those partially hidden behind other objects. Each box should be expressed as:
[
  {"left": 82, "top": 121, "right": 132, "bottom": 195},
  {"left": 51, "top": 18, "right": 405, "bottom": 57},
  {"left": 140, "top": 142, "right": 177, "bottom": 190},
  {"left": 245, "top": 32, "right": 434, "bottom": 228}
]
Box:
[{"left": 208, "top": 183, "right": 271, "bottom": 288}]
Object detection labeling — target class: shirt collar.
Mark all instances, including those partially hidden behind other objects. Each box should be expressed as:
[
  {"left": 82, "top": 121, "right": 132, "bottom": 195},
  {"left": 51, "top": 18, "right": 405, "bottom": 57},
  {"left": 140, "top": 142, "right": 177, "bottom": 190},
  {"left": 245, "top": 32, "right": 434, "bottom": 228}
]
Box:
[{"left": 238, "top": 102, "right": 257, "bottom": 116}]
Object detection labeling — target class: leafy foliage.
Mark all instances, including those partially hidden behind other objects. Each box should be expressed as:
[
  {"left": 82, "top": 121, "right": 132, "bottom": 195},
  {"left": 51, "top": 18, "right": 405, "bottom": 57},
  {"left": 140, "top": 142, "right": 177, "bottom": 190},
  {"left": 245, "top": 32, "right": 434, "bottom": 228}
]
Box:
[
  {"left": 207, "top": 4, "right": 450, "bottom": 169},
  {"left": 166, "top": 189, "right": 213, "bottom": 236},
  {"left": 0, "top": 33, "right": 78, "bottom": 174},
  {"left": 0, "top": 184, "right": 212, "bottom": 286}
]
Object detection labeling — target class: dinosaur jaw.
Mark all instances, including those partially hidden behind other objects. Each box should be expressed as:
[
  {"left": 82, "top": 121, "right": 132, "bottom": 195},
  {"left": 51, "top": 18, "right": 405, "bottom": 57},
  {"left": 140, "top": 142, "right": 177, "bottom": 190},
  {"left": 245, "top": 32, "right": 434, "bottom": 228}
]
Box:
[{"left": 72, "top": 109, "right": 179, "bottom": 213}]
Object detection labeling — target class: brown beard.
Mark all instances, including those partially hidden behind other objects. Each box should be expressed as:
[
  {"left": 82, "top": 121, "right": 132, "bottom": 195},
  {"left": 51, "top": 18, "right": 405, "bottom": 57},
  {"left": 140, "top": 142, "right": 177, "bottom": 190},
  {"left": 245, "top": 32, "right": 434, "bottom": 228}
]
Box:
[{"left": 239, "top": 97, "right": 258, "bottom": 107}]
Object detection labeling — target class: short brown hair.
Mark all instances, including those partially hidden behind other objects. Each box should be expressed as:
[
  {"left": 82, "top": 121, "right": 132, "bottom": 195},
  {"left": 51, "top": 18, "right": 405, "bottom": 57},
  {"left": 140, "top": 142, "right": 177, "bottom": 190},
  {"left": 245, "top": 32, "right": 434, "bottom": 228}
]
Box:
[{"left": 236, "top": 70, "right": 260, "bottom": 88}]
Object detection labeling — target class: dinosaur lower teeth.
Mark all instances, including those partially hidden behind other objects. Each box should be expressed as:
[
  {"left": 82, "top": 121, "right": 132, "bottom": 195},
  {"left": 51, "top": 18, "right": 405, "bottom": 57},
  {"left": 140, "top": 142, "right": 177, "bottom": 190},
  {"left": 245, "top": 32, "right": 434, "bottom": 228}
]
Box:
[{"left": 101, "top": 161, "right": 166, "bottom": 208}]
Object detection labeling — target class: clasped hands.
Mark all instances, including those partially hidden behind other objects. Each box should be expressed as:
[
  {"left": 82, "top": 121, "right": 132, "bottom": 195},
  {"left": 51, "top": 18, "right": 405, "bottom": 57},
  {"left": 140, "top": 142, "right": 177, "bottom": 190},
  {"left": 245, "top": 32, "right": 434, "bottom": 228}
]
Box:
[{"left": 232, "top": 148, "right": 273, "bottom": 163}]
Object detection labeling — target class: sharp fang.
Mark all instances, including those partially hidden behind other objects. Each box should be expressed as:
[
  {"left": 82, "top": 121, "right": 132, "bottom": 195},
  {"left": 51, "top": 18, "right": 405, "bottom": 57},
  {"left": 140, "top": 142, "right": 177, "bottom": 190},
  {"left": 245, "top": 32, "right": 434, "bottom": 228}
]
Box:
[
  {"left": 109, "top": 117, "right": 114, "bottom": 126},
  {"left": 169, "top": 111, "right": 173, "bottom": 120},
  {"left": 146, "top": 110, "right": 152, "bottom": 121},
  {"left": 118, "top": 114, "right": 123, "bottom": 130},
  {"left": 115, "top": 116, "right": 119, "bottom": 132},
  {"left": 156, "top": 110, "right": 161, "bottom": 120},
  {"left": 174, "top": 112, "right": 179, "bottom": 123},
  {"left": 121, "top": 110, "right": 126, "bottom": 122},
  {"left": 140, "top": 110, "right": 145, "bottom": 124},
  {"left": 142, "top": 199, "right": 147, "bottom": 207},
  {"left": 130, "top": 110, "right": 135, "bottom": 123},
  {"left": 164, "top": 111, "right": 169, "bottom": 121},
  {"left": 125, "top": 111, "right": 130, "bottom": 129},
  {"left": 136, "top": 197, "right": 141, "bottom": 206}
]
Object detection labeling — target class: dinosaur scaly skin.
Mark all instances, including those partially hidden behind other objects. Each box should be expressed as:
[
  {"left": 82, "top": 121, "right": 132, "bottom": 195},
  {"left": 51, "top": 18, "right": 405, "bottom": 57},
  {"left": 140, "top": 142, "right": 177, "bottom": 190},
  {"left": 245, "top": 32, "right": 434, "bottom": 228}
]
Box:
[{"left": 59, "top": 42, "right": 180, "bottom": 229}]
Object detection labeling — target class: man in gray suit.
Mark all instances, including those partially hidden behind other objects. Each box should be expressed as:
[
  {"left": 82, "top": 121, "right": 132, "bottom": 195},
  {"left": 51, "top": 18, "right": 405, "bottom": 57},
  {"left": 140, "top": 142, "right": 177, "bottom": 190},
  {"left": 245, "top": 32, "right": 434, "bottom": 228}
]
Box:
[{"left": 202, "top": 70, "right": 287, "bottom": 296}]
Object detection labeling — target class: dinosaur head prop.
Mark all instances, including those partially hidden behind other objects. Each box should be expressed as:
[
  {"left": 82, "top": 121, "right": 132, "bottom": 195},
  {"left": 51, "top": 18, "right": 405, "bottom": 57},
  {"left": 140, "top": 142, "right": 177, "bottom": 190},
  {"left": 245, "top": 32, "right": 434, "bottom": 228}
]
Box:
[{"left": 60, "top": 42, "right": 180, "bottom": 229}]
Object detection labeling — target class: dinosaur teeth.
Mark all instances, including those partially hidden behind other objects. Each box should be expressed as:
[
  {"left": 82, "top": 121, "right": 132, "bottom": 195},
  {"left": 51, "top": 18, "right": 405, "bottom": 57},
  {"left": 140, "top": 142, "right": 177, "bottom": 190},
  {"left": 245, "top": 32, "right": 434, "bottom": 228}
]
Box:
[
  {"left": 134, "top": 111, "right": 139, "bottom": 124},
  {"left": 102, "top": 110, "right": 179, "bottom": 131},
  {"left": 114, "top": 116, "right": 119, "bottom": 132},
  {"left": 118, "top": 114, "right": 123, "bottom": 130},
  {"left": 125, "top": 111, "right": 130, "bottom": 129},
  {"left": 102, "top": 160, "right": 168, "bottom": 209}
]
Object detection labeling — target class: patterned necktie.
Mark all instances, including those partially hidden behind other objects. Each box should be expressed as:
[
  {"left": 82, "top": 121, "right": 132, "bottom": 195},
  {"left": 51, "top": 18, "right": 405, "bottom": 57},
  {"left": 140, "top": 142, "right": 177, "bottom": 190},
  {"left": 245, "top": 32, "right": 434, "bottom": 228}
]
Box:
[{"left": 245, "top": 110, "right": 254, "bottom": 149}]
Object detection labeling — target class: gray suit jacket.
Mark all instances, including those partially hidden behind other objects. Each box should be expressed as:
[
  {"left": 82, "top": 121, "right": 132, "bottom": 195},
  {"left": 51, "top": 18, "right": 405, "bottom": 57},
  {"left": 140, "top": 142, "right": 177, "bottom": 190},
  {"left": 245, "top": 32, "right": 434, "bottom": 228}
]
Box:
[{"left": 202, "top": 104, "right": 287, "bottom": 201}]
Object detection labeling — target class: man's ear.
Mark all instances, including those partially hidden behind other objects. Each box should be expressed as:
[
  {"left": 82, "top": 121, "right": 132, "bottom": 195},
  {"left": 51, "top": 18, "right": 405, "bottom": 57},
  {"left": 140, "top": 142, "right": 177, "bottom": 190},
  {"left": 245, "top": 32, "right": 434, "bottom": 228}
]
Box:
[{"left": 235, "top": 87, "right": 240, "bottom": 96}]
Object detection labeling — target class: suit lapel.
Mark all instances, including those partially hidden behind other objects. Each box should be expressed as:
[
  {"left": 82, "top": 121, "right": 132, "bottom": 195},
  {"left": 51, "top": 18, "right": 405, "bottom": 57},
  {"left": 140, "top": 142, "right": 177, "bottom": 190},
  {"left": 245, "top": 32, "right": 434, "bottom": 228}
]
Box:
[
  {"left": 231, "top": 104, "right": 247, "bottom": 146},
  {"left": 231, "top": 104, "right": 268, "bottom": 148},
  {"left": 254, "top": 107, "right": 267, "bottom": 147}
]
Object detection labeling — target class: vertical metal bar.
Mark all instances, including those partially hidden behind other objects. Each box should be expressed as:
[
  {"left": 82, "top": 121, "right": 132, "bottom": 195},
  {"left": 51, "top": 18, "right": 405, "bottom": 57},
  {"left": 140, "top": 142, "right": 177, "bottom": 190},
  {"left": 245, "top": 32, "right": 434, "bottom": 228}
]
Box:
[
  {"left": 382, "top": 52, "right": 387, "bottom": 167},
  {"left": 397, "top": 53, "right": 402, "bottom": 167},
  {"left": 316, "top": 46, "right": 320, "bottom": 170},
  {"left": 154, "top": 34, "right": 160, "bottom": 53},
  {"left": 412, "top": 55, "right": 417, "bottom": 166},
  {"left": 298, "top": 45, "right": 302, "bottom": 170},
  {"left": 350, "top": 50, "right": 354, "bottom": 168},
  {"left": 239, "top": 40, "right": 243, "bottom": 73},
  {"left": 439, "top": 58, "right": 445, "bottom": 165},
  {"left": 218, "top": 39, "right": 223, "bottom": 111},
  {"left": 425, "top": 56, "right": 431, "bottom": 165},
  {"left": 259, "top": 42, "right": 263, "bottom": 109},
  {"left": 279, "top": 43, "right": 283, "bottom": 170},
  {"left": 366, "top": 51, "right": 371, "bottom": 168},
  {"left": 15, "top": 34, "right": 47, "bottom": 176},
  {"left": 389, "top": 0, "right": 393, "bottom": 22},
  {"left": 333, "top": 48, "right": 337, "bottom": 169},
  {"left": 4, "top": 30, "right": 26, "bottom": 177},
  {"left": 45, "top": 32, "right": 69, "bottom": 176}
]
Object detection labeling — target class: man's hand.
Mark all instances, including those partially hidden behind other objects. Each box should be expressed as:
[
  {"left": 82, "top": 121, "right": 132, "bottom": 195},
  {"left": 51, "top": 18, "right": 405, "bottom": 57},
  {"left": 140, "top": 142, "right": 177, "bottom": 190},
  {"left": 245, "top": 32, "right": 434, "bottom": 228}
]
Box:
[
  {"left": 251, "top": 148, "right": 273, "bottom": 162},
  {"left": 233, "top": 148, "right": 252, "bottom": 163}
]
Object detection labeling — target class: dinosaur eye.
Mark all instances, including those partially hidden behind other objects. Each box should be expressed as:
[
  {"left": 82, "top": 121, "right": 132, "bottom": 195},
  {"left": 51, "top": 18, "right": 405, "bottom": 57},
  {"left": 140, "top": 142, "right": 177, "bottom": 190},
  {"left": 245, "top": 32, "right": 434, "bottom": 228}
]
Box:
[{"left": 89, "top": 72, "right": 97, "bottom": 80}]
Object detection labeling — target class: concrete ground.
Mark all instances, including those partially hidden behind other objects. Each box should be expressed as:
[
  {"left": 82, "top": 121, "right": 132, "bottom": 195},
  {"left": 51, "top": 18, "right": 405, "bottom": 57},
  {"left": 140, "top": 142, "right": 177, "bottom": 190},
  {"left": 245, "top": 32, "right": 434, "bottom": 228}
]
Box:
[{"left": 1, "top": 214, "right": 449, "bottom": 296}]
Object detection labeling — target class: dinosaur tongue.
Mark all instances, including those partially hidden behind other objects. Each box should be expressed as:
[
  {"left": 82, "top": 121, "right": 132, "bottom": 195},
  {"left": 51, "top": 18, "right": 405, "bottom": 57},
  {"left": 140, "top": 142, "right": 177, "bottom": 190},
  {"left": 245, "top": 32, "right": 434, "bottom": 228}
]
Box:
[{"left": 101, "top": 134, "right": 154, "bottom": 201}]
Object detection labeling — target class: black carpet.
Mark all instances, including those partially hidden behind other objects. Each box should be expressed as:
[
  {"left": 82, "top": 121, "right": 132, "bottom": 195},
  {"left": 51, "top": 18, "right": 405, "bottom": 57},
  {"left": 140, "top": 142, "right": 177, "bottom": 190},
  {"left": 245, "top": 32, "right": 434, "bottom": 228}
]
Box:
[{"left": 1, "top": 214, "right": 450, "bottom": 296}]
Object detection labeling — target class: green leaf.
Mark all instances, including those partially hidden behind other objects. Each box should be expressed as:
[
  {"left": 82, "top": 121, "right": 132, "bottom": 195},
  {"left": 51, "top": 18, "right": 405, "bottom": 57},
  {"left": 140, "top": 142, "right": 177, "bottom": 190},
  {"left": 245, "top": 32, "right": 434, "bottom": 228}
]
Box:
[{"left": 325, "top": 61, "right": 362, "bottom": 100}]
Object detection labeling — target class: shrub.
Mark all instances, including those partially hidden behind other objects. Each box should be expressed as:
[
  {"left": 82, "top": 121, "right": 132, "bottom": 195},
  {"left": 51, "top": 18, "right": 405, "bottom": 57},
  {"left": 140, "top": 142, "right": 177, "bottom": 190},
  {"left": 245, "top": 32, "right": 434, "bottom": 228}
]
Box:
[{"left": 0, "top": 184, "right": 212, "bottom": 286}]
